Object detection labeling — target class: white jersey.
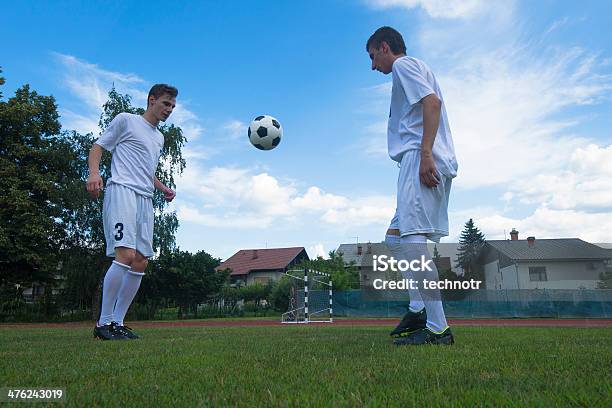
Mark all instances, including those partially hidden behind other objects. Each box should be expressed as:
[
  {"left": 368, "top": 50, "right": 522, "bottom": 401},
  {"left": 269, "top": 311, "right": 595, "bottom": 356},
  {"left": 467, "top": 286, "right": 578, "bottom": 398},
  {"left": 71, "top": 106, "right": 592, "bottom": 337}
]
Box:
[
  {"left": 95, "top": 113, "right": 164, "bottom": 197},
  {"left": 388, "top": 56, "right": 458, "bottom": 178}
]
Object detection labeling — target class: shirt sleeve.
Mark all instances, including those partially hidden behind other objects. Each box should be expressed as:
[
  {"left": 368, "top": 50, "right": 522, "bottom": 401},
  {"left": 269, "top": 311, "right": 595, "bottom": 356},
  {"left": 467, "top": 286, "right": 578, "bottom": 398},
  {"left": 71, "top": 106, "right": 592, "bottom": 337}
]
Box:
[
  {"left": 393, "top": 58, "right": 436, "bottom": 106},
  {"left": 95, "top": 113, "right": 127, "bottom": 152}
]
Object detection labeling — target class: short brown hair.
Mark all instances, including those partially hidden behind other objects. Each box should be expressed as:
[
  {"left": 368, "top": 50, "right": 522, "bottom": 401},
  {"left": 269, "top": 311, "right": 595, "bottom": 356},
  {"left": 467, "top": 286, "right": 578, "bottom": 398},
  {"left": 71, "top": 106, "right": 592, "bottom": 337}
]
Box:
[
  {"left": 366, "top": 26, "right": 406, "bottom": 55},
  {"left": 147, "top": 84, "right": 178, "bottom": 107}
]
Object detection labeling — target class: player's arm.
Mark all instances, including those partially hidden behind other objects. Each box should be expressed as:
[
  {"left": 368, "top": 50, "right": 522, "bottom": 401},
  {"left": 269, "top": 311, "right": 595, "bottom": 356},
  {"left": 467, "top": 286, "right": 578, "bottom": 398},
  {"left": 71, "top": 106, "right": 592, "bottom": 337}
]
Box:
[
  {"left": 86, "top": 143, "right": 104, "bottom": 199},
  {"left": 154, "top": 177, "right": 176, "bottom": 202},
  {"left": 420, "top": 93, "right": 442, "bottom": 188}
]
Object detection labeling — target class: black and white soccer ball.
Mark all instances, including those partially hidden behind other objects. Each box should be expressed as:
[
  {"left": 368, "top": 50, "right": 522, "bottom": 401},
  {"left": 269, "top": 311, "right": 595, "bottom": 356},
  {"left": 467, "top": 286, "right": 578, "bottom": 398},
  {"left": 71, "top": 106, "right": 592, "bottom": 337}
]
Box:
[{"left": 248, "top": 115, "right": 282, "bottom": 151}]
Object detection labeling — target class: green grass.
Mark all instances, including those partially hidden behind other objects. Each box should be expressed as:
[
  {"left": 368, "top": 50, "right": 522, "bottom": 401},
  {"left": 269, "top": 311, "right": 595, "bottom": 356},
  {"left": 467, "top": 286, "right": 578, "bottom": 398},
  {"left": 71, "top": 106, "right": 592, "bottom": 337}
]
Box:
[{"left": 1, "top": 324, "right": 610, "bottom": 407}]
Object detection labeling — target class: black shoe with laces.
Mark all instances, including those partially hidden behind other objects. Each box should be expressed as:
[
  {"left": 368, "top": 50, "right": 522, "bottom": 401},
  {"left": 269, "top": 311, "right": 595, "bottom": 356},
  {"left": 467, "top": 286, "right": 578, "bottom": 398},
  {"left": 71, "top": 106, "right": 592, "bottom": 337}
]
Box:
[
  {"left": 390, "top": 308, "right": 427, "bottom": 337},
  {"left": 113, "top": 324, "right": 140, "bottom": 339},
  {"left": 93, "top": 322, "right": 128, "bottom": 340},
  {"left": 393, "top": 327, "right": 455, "bottom": 346}
]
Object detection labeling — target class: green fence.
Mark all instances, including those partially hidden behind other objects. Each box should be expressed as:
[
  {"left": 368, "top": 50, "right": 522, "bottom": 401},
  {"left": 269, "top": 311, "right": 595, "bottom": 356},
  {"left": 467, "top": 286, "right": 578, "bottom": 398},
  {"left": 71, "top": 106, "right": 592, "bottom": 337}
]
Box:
[{"left": 330, "top": 289, "right": 612, "bottom": 318}]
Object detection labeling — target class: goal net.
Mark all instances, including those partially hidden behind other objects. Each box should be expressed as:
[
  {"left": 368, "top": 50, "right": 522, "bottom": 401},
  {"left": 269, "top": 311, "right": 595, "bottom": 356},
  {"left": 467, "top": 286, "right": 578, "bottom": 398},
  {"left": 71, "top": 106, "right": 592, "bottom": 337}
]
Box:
[{"left": 281, "top": 269, "right": 333, "bottom": 324}]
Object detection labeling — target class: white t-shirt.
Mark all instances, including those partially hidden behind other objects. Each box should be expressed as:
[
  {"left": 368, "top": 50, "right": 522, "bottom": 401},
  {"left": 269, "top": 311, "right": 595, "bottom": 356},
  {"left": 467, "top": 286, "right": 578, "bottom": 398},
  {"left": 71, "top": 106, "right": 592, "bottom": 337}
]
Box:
[
  {"left": 95, "top": 113, "right": 164, "bottom": 198},
  {"left": 388, "top": 56, "right": 458, "bottom": 178}
]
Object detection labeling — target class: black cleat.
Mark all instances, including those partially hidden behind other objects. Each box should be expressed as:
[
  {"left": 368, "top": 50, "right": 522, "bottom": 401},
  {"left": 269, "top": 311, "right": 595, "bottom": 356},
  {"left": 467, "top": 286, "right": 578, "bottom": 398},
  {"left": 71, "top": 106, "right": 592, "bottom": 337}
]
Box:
[
  {"left": 93, "top": 322, "right": 128, "bottom": 340},
  {"left": 390, "top": 308, "right": 427, "bottom": 337},
  {"left": 114, "top": 324, "right": 140, "bottom": 339},
  {"left": 393, "top": 327, "right": 454, "bottom": 346}
]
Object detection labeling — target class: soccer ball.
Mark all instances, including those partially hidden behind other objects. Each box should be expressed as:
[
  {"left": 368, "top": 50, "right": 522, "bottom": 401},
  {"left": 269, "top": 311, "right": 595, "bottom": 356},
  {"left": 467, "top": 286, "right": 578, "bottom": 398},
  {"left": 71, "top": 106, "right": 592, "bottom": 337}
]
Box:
[{"left": 248, "top": 115, "right": 282, "bottom": 150}]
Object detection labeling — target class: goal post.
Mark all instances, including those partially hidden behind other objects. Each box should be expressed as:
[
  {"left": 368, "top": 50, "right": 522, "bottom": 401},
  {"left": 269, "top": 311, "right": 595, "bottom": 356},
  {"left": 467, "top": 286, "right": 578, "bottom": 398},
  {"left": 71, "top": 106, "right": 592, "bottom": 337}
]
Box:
[{"left": 281, "top": 268, "right": 333, "bottom": 324}]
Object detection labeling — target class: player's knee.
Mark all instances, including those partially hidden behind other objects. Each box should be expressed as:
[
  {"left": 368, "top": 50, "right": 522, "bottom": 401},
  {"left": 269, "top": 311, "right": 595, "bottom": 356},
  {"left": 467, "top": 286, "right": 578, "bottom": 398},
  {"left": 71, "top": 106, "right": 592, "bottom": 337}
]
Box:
[
  {"left": 115, "top": 247, "right": 136, "bottom": 266},
  {"left": 132, "top": 253, "right": 148, "bottom": 272}
]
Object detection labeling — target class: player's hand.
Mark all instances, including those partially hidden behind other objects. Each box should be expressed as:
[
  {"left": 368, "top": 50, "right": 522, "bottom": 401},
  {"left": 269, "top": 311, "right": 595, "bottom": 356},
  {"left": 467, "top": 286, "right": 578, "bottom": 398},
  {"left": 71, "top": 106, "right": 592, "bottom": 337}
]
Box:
[
  {"left": 86, "top": 174, "right": 104, "bottom": 199},
  {"left": 419, "top": 151, "right": 440, "bottom": 188},
  {"left": 164, "top": 188, "right": 176, "bottom": 202}
]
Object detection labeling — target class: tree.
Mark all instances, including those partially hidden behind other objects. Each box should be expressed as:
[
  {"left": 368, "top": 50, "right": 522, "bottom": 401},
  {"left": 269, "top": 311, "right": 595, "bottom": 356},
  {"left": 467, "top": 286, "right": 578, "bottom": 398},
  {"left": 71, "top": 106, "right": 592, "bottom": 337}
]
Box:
[
  {"left": 147, "top": 250, "right": 226, "bottom": 318},
  {"left": 298, "top": 250, "right": 359, "bottom": 290},
  {"left": 0, "top": 79, "right": 79, "bottom": 291},
  {"left": 454, "top": 218, "right": 486, "bottom": 281},
  {"left": 597, "top": 270, "right": 612, "bottom": 289},
  {"left": 0, "top": 67, "right": 4, "bottom": 98},
  {"left": 432, "top": 245, "right": 441, "bottom": 269}
]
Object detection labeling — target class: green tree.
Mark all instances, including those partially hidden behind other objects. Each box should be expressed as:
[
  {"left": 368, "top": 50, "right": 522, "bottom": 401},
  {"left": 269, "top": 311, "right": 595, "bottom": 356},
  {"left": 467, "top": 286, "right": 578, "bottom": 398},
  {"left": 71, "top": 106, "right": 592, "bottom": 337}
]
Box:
[
  {"left": 597, "top": 269, "right": 612, "bottom": 289},
  {"left": 0, "top": 79, "right": 78, "bottom": 292},
  {"left": 147, "top": 250, "right": 226, "bottom": 318},
  {"left": 455, "top": 218, "right": 486, "bottom": 281},
  {"left": 298, "top": 250, "right": 359, "bottom": 290}
]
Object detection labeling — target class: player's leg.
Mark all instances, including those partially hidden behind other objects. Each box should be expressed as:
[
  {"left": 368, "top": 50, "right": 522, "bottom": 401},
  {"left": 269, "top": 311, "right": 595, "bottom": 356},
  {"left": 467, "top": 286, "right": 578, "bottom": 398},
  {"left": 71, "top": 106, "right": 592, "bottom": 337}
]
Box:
[
  {"left": 386, "top": 211, "right": 426, "bottom": 338},
  {"left": 112, "top": 251, "right": 146, "bottom": 339},
  {"left": 112, "top": 193, "right": 154, "bottom": 339},
  {"left": 393, "top": 150, "right": 453, "bottom": 345},
  {"left": 94, "top": 185, "right": 137, "bottom": 340}
]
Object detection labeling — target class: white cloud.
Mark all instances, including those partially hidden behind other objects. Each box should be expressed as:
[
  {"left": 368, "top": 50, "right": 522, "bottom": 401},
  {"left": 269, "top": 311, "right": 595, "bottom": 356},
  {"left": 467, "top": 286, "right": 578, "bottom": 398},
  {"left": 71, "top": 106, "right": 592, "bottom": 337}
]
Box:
[
  {"left": 53, "top": 52, "right": 204, "bottom": 141},
  {"left": 451, "top": 206, "right": 612, "bottom": 243},
  {"left": 176, "top": 164, "right": 395, "bottom": 229},
  {"left": 223, "top": 120, "right": 247, "bottom": 140},
  {"left": 177, "top": 205, "right": 271, "bottom": 229},
  {"left": 506, "top": 144, "right": 612, "bottom": 211},
  {"left": 366, "top": 0, "right": 486, "bottom": 19},
  {"left": 59, "top": 109, "right": 99, "bottom": 136},
  {"left": 544, "top": 17, "right": 570, "bottom": 36},
  {"left": 292, "top": 187, "right": 348, "bottom": 210}
]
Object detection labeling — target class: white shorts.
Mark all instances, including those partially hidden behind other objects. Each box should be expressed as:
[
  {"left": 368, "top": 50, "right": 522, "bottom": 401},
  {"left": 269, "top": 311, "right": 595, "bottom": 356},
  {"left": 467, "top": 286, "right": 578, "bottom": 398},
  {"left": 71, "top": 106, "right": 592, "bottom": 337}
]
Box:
[
  {"left": 389, "top": 149, "right": 453, "bottom": 243},
  {"left": 103, "top": 183, "right": 154, "bottom": 258}
]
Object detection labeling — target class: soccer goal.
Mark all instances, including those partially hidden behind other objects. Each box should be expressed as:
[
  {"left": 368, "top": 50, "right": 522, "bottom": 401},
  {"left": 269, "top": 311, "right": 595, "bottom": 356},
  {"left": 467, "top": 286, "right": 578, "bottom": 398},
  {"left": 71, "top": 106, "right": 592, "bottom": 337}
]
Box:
[{"left": 281, "top": 269, "right": 333, "bottom": 324}]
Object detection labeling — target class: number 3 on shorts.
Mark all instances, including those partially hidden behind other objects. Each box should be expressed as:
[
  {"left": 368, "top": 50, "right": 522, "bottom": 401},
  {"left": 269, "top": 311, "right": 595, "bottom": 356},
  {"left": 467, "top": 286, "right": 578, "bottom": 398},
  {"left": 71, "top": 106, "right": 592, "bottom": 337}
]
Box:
[{"left": 114, "top": 223, "right": 124, "bottom": 241}]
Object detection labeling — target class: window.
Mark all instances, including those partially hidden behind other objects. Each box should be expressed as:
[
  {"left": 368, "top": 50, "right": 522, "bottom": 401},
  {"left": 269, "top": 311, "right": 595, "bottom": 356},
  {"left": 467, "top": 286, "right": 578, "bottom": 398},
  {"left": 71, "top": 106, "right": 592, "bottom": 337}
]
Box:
[
  {"left": 254, "top": 277, "right": 272, "bottom": 285},
  {"left": 586, "top": 262, "right": 596, "bottom": 271},
  {"left": 529, "top": 266, "right": 547, "bottom": 282}
]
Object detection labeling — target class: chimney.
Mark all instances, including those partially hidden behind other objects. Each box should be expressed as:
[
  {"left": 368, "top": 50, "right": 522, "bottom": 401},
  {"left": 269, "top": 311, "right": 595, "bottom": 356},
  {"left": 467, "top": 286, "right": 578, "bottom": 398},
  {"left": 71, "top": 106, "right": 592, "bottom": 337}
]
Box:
[
  {"left": 510, "top": 228, "right": 519, "bottom": 241},
  {"left": 357, "top": 245, "right": 362, "bottom": 255},
  {"left": 252, "top": 250, "right": 258, "bottom": 259},
  {"left": 366, "top": 242, "right": 372, "bottom": 254},
  {"left": 527, "top": 236, "right": 535, "bottom": 247}
]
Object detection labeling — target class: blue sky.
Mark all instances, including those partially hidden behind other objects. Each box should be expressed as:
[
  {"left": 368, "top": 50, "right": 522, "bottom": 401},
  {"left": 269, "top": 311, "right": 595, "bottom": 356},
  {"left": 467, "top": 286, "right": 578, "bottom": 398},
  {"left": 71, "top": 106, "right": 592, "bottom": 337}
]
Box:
[{"left": 2, "top": 0, "right": 611, "bottom": 260}]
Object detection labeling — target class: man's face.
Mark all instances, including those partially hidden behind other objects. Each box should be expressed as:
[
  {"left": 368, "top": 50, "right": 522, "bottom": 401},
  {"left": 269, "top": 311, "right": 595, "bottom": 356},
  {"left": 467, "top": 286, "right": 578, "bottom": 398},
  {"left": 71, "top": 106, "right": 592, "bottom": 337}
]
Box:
[
  {"left": 368, "top": 42, "right": 393, "bottom": 75},
  {"left": 148, "top": 94, "right": 176, "bottom": 122}
]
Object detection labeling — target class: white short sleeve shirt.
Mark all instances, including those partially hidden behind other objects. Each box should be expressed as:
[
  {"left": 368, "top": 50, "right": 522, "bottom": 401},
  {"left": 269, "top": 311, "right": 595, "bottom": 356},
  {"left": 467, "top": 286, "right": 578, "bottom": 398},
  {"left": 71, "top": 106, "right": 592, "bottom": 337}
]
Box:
[
  {"left": 95, "top": 113, "right": 164, "bottom": 197},
  {"left": 388, "top": 56, "right": 458, "bottom": 178}
]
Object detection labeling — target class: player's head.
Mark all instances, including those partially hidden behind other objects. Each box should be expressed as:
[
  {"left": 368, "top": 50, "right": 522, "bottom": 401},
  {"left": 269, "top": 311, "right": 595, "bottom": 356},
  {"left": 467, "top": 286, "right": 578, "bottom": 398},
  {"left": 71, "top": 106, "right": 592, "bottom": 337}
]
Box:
[
  {"left": 366, "top": 26, "right": 406, "bottom": 74},
  {"left": 147, "top": 84, "right": 178, "bottom": 122}
]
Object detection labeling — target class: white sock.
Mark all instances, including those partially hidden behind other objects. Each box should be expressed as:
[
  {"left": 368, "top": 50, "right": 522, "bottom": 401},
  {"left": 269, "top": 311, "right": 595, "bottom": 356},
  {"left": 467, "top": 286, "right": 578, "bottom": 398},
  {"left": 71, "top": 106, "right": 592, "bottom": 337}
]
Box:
[
  {"left": 398, "top": 238, "right": 448, "bottom": 332},
  {"left": 385, "top": 234, "right": 425, "bottom": 312},
  {"left": 112, "top": 269, "right": 144, "bottom": 326},
  {"left": 98, "top": 261, "right": 130, "bottom": 326}
]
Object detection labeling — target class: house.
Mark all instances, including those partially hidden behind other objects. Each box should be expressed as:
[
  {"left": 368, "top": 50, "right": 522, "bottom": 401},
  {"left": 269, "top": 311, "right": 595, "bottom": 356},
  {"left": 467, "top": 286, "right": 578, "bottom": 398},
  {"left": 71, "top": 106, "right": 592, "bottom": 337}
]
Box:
[
  {"left": 336, "top": 242, "right": 461, "bottom": 288},
  {"left": 479, "top": 232, "right": 612, "bottom": 290},
  {"left": 216, "top": 247, "right": 309, "bottom": 286},
  {"left": 337, "top": 242, "right": 394, "bottom": 288}
]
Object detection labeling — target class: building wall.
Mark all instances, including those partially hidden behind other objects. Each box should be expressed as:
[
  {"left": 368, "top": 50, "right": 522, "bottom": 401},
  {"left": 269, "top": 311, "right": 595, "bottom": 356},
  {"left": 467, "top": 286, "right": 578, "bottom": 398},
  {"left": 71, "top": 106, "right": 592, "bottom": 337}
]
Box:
[
  {"left": 484, "top": 260, "right": 501, "bottom": 289},
  {"left": 484, "top": 260, "right": 604, "bottom": 290},
  {"left": 516, "top": 261, "right": 603, "bottom": 289},
  {"left": 246, "top": 270, "right": 284, "bottom": 285}
]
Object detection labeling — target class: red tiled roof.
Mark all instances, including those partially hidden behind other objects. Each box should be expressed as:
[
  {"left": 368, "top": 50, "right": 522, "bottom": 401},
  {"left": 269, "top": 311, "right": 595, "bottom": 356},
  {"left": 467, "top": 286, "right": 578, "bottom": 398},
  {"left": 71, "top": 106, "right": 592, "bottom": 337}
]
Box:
[{"left": 216, "top": 247, "right": 308, "bottom": 276}]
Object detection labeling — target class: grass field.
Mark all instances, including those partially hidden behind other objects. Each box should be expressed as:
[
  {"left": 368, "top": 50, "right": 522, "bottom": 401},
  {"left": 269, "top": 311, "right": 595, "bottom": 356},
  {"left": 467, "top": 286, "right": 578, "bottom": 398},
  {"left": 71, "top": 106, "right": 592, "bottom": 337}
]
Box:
[{"left": 1, "top": 324, "right": 610, "bottom": 407}]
